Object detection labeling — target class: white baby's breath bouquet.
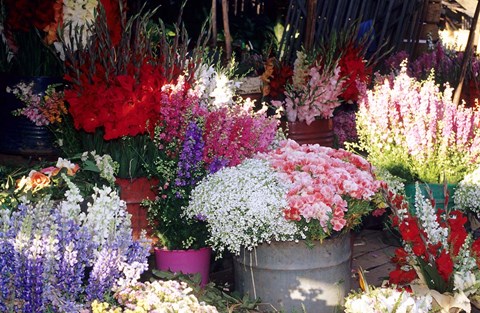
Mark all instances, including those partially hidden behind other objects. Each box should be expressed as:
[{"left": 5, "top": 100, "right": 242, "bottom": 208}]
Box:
[{"left": 183, "top": 158, "right": 299, "bottom": 256}]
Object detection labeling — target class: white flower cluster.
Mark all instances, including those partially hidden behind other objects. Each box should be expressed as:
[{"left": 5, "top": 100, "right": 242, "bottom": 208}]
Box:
[
  {"left": 344, "top": 287, "right": 432, "bottom": 313},
  {"left": 113, "top": 280, "right": 218, "bottom": 312},
  {"left": 193, "top": 63, "right": 241, "bottom": 109},
  {"left": 83, "top": 186, "right": 129, "bottom": 248},
  {"left": 454, "top": 166, "right": 480, "bottom": 216},
  {"left": 375, "top": 168, "right": 406, "bottom": 195},
  {"left": 184, "top": 159, "right": 299, "bottom": 255},
  {"left": 82, "top": 151, "right": 119, "bottom": 185},
  {"left": 58, "top": 0, "right": 98, "bottom": 53},
  {"left": 414, "top": 183, "right": 448, "bottom": 248}
]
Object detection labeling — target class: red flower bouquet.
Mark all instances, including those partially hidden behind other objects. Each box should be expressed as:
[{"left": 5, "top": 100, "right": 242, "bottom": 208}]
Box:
[
  {"left": 62, "top": 1, "right": 199, "bottom": 178},
  {"left": 385, "top": 183, "right": 480, "bottom": 311}
]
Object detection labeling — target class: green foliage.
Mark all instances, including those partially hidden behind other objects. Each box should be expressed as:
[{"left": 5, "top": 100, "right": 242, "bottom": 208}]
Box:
[{"left": 78, "top": 129, "right": 158, "bottom": 179}]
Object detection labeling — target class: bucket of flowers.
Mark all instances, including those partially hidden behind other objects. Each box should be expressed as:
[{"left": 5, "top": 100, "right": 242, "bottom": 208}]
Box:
[
  {"left": 384, "top": 182, "right": 480, "bottom": 312},
  {"left": 183, "top": 139, "right": 384, "bottom": 312}
]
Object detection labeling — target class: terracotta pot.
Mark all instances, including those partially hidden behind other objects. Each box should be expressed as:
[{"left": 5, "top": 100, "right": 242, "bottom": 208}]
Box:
[
  {"left": 116, "top": 177, "right": 158, "bottom": 241},
  {"left": 282, "top": 119, "right": 334, "bottom": 147},
  {"left": 154, "top": 247, "right": 212, "bottom": 286}
]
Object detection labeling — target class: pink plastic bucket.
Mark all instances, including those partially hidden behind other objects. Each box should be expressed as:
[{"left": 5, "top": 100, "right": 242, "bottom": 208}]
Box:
[{"left": 154, "top": 247, "right": 211, "bottom": 286}]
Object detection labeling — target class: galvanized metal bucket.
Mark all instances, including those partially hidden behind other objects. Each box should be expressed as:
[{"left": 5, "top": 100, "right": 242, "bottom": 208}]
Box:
[{"left": 234, "top": 233, "right": 351, "bottom": 313}]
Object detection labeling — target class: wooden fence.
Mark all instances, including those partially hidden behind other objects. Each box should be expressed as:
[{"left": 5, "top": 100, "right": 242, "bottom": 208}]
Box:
[{"left": 278, "top": 0, "right": 428, "bottom": 63}]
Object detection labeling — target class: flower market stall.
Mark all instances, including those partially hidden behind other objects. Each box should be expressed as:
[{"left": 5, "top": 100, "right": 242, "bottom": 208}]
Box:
[{"left": 4, "top": 0, "right": 480, "bottom": 312}]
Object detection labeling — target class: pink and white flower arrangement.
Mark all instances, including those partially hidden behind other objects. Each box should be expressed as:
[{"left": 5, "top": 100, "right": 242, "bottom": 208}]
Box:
[
  {"left": 354, "top": 63, "right": 480, "bottom": 184},
  {"left": 183, "top": 139, "right": 382, "bottom": 255},
  {"left": 271, "top": 51, "right": 344, "bottom": 124}
]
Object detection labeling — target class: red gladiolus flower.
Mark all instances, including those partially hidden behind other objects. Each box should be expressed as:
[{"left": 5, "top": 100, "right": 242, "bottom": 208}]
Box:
[
  {"left": 389, "top": 267, "right": 417, "bottom": 285},
  {"left": 436, "top": 250, "right": 454, "bottom": 283}
]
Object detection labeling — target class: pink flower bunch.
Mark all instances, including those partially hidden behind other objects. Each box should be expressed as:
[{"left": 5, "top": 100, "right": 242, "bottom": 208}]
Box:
[
  {"left": 203, "top": 104, "right": 278, "bottom": 168},
  {"left": 271, "top": 52, "right": 344, "bottom": 124},
  {"left": 333, "top": 110, "right": 358, "bottom": 148},
  {"left": 155, "top": 77, "right": 206, "bottom": 149},
  {"left": 356, "top": 64, "right": 480, "bottom": 183},
  {"left": 259, "top": 140, "right": 381, "bottom": 237}
]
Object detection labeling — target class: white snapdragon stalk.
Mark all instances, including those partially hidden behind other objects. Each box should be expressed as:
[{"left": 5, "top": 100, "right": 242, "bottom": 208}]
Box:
[
  {"left": 184, "top": 159, "right": 299, "bottom": 255},
  {"left": 414, "top": 183, "right": 448, "bottom": 248},
  {"left": 83, "top": 186, "right": 129, "bottom": 248},
  {"left": 58, "top": 173, "right": 86, "bottom": 223}
]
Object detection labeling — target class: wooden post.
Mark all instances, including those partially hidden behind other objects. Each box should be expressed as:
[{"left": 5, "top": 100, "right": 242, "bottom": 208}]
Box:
[
  {"left": 304, "top": 0, "right": 317, "bottom": 52},
  {"left": 212, "top": 0, "right": 217, "bottom": 46},
  {"left": 453, "top": 0, "right": 480, "bottom": 106},
  {"left": 222, "top": 0, "right": 232, "bottom": 60}
]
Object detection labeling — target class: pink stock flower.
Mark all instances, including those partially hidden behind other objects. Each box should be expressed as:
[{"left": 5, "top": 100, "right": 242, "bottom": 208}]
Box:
[{"left": 259, "top": 139, "right": 381, "bottom": 237}]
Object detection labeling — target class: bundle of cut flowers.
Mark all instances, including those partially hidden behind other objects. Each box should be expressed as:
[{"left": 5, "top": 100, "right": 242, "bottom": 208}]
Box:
[
  {"left": 454, "top": 165, "right": 480, "bottom": 219},
  {"left": 144, "top": 80, "right": 279, "bottom": 250},
  {"left": 270, "top": 49, "right": 345, "bottom": 124},
  {"left": 0, "top": 165, "right": 151, "bottom": 312},
  {"left": 183, "top": 139, "right": 383, "bottom": 255},
  {"left": 385, "top": 182, "right": 480, "bottom": 312},
  {"left": 263, "top": 26, "right": 372, "bottom": 113},
  {"left": 353, "top": 63, "right": 480, "bottom": 184},
  {"left": 91, "top": 280, "right": 218, "bottom": 313}
]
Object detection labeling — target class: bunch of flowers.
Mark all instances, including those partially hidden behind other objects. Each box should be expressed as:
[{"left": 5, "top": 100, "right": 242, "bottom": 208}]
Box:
[
  {"left": 344, "top": 286, "right": 432, "bottom": 313},
  {"left": 0, "top": 0, "right": 63, "bottom": 76},
  {"left": 60, "top": 0, "right": 170, "bottom": 178},
  {"left": 454, "top": 165, "right": 480, "bottom": 217},
  {"left": 91, "top": 280, "right": 218, "bottom": 312},
  {"left": 145, "top": 91, "right": 279, "bottom": 250},
  {"left": 385, "top": 183, "right": 480, "bottom": 312},
  {"left": 0, "top": 153, "right": 118, "bottom": 209},
  {"left": 184, "top": 139, "right": 382, "bottom": 255},
  {"left": 0, "top": 172, "right": 151, "bottom": 312},
  {"left": 353, "top": 63, "right": 480, "bottom": 184},
  {"left": 271, "top": 50, "right": 345, "bottom": 124}
]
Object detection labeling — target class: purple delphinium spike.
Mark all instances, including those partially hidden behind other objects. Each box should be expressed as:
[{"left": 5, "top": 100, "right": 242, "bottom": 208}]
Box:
[{"left": 176, "top": 121, "right": 205, "bottom": 188}]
